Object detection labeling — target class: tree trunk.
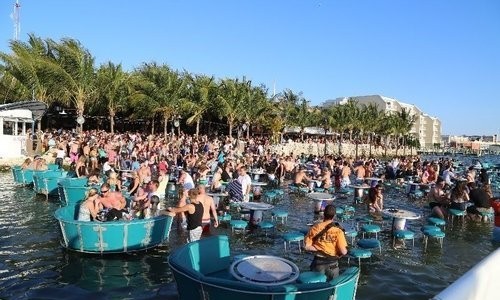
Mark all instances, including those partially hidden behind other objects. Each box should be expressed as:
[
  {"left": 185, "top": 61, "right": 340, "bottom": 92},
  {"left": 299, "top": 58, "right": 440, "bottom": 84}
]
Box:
[
  {"left": 403, "top": 136, "right": 406, "bottom": 156},
  {"left": 396, "top": 136, "right": 399, "bottom": 156},
  {"left": 368, "top": 134, "right": 372, "bottom": 157},
  {"left": 78, "top": 112, "right": 84, "bottom": 133},
  {"left": 338, "top": 134, "right": 343, "bottom": 155},
  {"left": 395, "top": 135, "right": 400, "bottom": 156},
  {"left": 324, "top": 129, "right": 328, "bottom": 156},
  {"left": 164, "top": 116, "right": 168, "bottom": 138},
  {"left": 246, "top": 123, "right": 250, "bottom": 140},
  {"left": 301, "top": 130, "right": 304, "bottom": 142},
  {"left": 110, "top": 110, "right": 115, "bottom": 134},
  {"left": 384, "top": 136, "right": 388, "bottom": 157},
  {"left": 151, "top": 117, "right": 155, "bottom": 135},
  {"left": 196, "top": 119, "right": 200, "bottom": 136},
  {"left": 76, "top": 103, "right": 85, "bottom": 133},
  {"left": 228, "top": 120, "right": 233, "bottom": 138}
]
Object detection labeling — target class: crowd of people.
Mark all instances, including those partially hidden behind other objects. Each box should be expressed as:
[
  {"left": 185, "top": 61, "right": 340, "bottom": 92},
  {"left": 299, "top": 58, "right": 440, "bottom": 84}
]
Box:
[{"left": 18, "top": 129, "right": 499, "bottom": 280}]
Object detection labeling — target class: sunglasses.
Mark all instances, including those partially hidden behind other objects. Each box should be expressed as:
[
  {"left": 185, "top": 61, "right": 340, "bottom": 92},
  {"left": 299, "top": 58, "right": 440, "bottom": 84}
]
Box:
[{"left": 101, "top": 190, "right": 109, "bottom": 194}]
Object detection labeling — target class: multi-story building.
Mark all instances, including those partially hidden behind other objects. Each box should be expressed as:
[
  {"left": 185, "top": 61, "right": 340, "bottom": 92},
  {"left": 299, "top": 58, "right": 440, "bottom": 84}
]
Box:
[{"left": 323, "top": 95, "right": 441, "bottom": 148}]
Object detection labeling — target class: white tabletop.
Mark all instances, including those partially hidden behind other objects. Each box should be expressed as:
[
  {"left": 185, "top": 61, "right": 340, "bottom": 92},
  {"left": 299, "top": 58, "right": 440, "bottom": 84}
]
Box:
[
  {"left": 239, "top": 202, "right": 274, "bottom": 211},
  {"left": 250, "top": 169, "right": 266, "bottom": 175},
  {"left": 364, "top": 177, "right": 382, "bottom": 182},
  {"left": 230, "top": 255, "right": 299, "bottom": 286},
  {"left": 349, "top": 184, "right": 371, "bottom": 189},
  {"left": 307, "top": 192, "right": 335, "bottom": 201},
  {"left": 207, "top": 192, "right": 229, "bottom": 197},
  {"left": 251, "top": 182, "right": 268, "bottom": 186},
  {"left": 382, "top": 208, "right": 421, "bottom": 220}
]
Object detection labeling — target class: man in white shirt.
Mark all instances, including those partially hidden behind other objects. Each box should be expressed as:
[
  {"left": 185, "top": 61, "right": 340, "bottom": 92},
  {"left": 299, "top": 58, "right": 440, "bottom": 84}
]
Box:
[
  {"left": 55, "top": 144, "right": 66, "bottom": 169},
  {"left": 178, "top": 170, "right": 195, "bottom": 191},
  {"left": 442, "top": 164, "right": 456, "bottom": 186},
  {"left": 237, "top": 165, "right": 252, "bottom": 202}
]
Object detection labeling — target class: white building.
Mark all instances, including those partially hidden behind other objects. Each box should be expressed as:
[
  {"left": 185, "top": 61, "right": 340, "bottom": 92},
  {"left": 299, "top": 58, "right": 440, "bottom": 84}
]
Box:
[{"left": 323, "top": 95, "right": 441, "bottom": 148}]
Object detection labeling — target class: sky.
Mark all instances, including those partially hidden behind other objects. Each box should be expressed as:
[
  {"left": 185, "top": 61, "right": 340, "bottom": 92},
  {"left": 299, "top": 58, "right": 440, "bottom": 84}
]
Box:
[{"left": 0, "top": 0, "right": 499, "bottom": 136}]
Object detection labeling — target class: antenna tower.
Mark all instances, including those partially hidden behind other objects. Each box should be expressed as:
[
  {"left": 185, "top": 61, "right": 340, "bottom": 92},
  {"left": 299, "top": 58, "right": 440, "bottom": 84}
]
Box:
[{"left": 13, "top": 0, "right": 21, "bottom": 40}]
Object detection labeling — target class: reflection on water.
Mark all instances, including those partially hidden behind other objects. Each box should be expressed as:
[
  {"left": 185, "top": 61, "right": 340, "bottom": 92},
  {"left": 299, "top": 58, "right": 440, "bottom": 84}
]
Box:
[{"left": 0, "top": 155, "right": 499, "bottom": 299}]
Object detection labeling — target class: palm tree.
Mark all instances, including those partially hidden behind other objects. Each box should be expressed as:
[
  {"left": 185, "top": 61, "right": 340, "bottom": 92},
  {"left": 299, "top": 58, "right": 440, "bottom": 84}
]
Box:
[
  {"left": 96, "top": 61, "right": 129, "bottom": 133},
  {"left": 0, "top": 34, "right": 59, "bottom": 113},
  {"left": 183, "top": 74, "right": 216, "bottom": 136},
  {"left": 0, "top": 67, "right": 25, "bottom": 102},
  {"left": 406, "top": 134, "right": 420, "bottom": 156},
  {"left": 393, "top": 108, "right": 415, "bottom": 155},
  {"left": 240, "top": 84, "right": 269, "bottom": 139},
  {"left": 131, "top": 63, "right": 188, "bottom": 137},
  {"left": 216, "top": 77, "right": 251, "bottom": 138},
  {"left": 376, "top": 113, "right": 399, "bottom": 157},
  {"left": 274, "top": 89, "right": 301, "bottom": 141},
  {"left": 360, "top": 103, "right": 382, "bottom": 157},
  {"left": 41, "top": 37, "right": 97, "bottom": 132},
  {"left": 324, "top": 104, "right": 349, "bottom": 155},
  {"left": 291, "top": 98, "right": 313, "bottom": 141},
  {"left": 261, "top": 102, "right": 286, "bottom": 143},
  {"left": 342, "top": 98, "right": 362, "bottom": 141}
]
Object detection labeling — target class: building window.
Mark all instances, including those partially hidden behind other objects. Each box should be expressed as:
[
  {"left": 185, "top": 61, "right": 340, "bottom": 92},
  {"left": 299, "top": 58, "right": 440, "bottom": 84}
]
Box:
[{"left": 3, "top": 121, "right": 14, "bottom": 135}]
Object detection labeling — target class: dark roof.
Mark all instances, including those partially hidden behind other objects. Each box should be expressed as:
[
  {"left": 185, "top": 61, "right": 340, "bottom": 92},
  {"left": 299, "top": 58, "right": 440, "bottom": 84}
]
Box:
[{"left": 0, "top": 101, "right": 48, "bottom": 120}]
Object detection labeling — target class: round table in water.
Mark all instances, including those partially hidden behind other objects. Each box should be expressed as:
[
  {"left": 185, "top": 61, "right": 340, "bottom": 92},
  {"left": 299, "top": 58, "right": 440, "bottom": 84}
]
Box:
[
  {"left": 230, "top": 255, "right": 300, "bottom": 286},
  {"left": 307, "top": 192, "right": 335, "bottom": 213},
  {"left": 382, "top": 208, "right": 421, "bottom": 231},
  {"left": 249, "top": 169, "right": 266, "bottom": 181},
  {"left": 364, "top": 177, "right": 382, "bottom": 187},
  {"left": 251, "top": 181, "right": 268, "bottom": 197},
  {"left": 239, "top": 202, "right": 274, "bottom": 226},
  {"left": 349, "top": 184, "right": 371, "bottom": 199}
]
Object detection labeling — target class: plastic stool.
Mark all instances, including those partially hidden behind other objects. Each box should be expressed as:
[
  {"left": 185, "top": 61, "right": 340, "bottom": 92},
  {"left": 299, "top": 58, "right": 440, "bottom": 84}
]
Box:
[
  {"left": 298, "top": 271, "right": 327, "bottom": 283},
  {"left": 258, "top": 221, "right": 275, "bottom": 236},
  {"left": 357, "top": 238, "right": 381, "bottom": 254},
  {"left": 393, "top": 230, "right": 415, "bottom": 248},
  {"left": 348, "top": 248, "right": 372, "bottom": 267},
  {"left": 230, "top": 220, "right": 248, "bottom": 234},
  {"left": 423, "top": 230, "right": 445, "bottom": 252},
  {"left": 360, "top": 224, "right": 381, "bottom": 239},
  {"left": 271, "top": 210, "right": 288, "bottom": 224},
  {"left": 283, "top": 232, "right": 305, "bottom": 253}
]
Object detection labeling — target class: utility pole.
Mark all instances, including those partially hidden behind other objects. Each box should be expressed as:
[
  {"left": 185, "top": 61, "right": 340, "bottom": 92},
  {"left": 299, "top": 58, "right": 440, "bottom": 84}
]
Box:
[{"left": 12, "top": 0, "right": 21, "bottom": 40}]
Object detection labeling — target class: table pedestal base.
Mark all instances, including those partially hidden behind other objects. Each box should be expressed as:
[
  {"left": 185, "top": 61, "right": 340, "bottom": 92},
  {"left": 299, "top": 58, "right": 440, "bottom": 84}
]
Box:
[
  {"left": 250, "top": 210, "right": 263, "bottom": 226},
  {"left": 354, "top": 188, "right": 365, "bottom": 198},
  {"left": 393, "top": 218, "right": 406, "bottom": 231}
]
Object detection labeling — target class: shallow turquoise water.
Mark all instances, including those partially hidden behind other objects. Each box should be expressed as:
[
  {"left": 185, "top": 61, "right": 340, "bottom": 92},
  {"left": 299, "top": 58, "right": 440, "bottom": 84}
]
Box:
[{"left": 1, "top": 155, "right": 499, "bottom": 299}]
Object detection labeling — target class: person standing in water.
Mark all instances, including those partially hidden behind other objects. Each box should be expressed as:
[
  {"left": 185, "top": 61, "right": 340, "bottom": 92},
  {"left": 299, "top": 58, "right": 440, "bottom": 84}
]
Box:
[{"left": 164, "top": 189, "right": 204, "bottom": 242}]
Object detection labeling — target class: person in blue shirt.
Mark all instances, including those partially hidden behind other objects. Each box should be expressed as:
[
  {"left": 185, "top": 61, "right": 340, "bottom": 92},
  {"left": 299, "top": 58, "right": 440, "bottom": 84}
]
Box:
[{"left": 131, "top": 157, "right": 140, "bottom": 171}]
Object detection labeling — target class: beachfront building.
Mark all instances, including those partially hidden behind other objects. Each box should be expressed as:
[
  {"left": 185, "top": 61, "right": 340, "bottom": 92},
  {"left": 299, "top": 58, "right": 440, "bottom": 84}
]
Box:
[
  {"left": 323, "top": 95, "right": 441, "bottom": 149},
  {"left": 445, "top": 134, "right": 500, "bottom": 154}
]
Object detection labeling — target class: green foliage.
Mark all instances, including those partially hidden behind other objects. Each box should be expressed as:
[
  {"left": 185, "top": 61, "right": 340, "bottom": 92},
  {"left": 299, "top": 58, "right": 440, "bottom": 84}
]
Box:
[{"left": 0, "top": 34, "right": 419, "bottom": 139}]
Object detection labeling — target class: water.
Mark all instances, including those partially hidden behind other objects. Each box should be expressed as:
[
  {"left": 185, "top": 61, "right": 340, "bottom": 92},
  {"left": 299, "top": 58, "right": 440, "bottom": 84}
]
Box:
[{"left": 1, "top": 155, "right": 500, "bottom": 299}]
